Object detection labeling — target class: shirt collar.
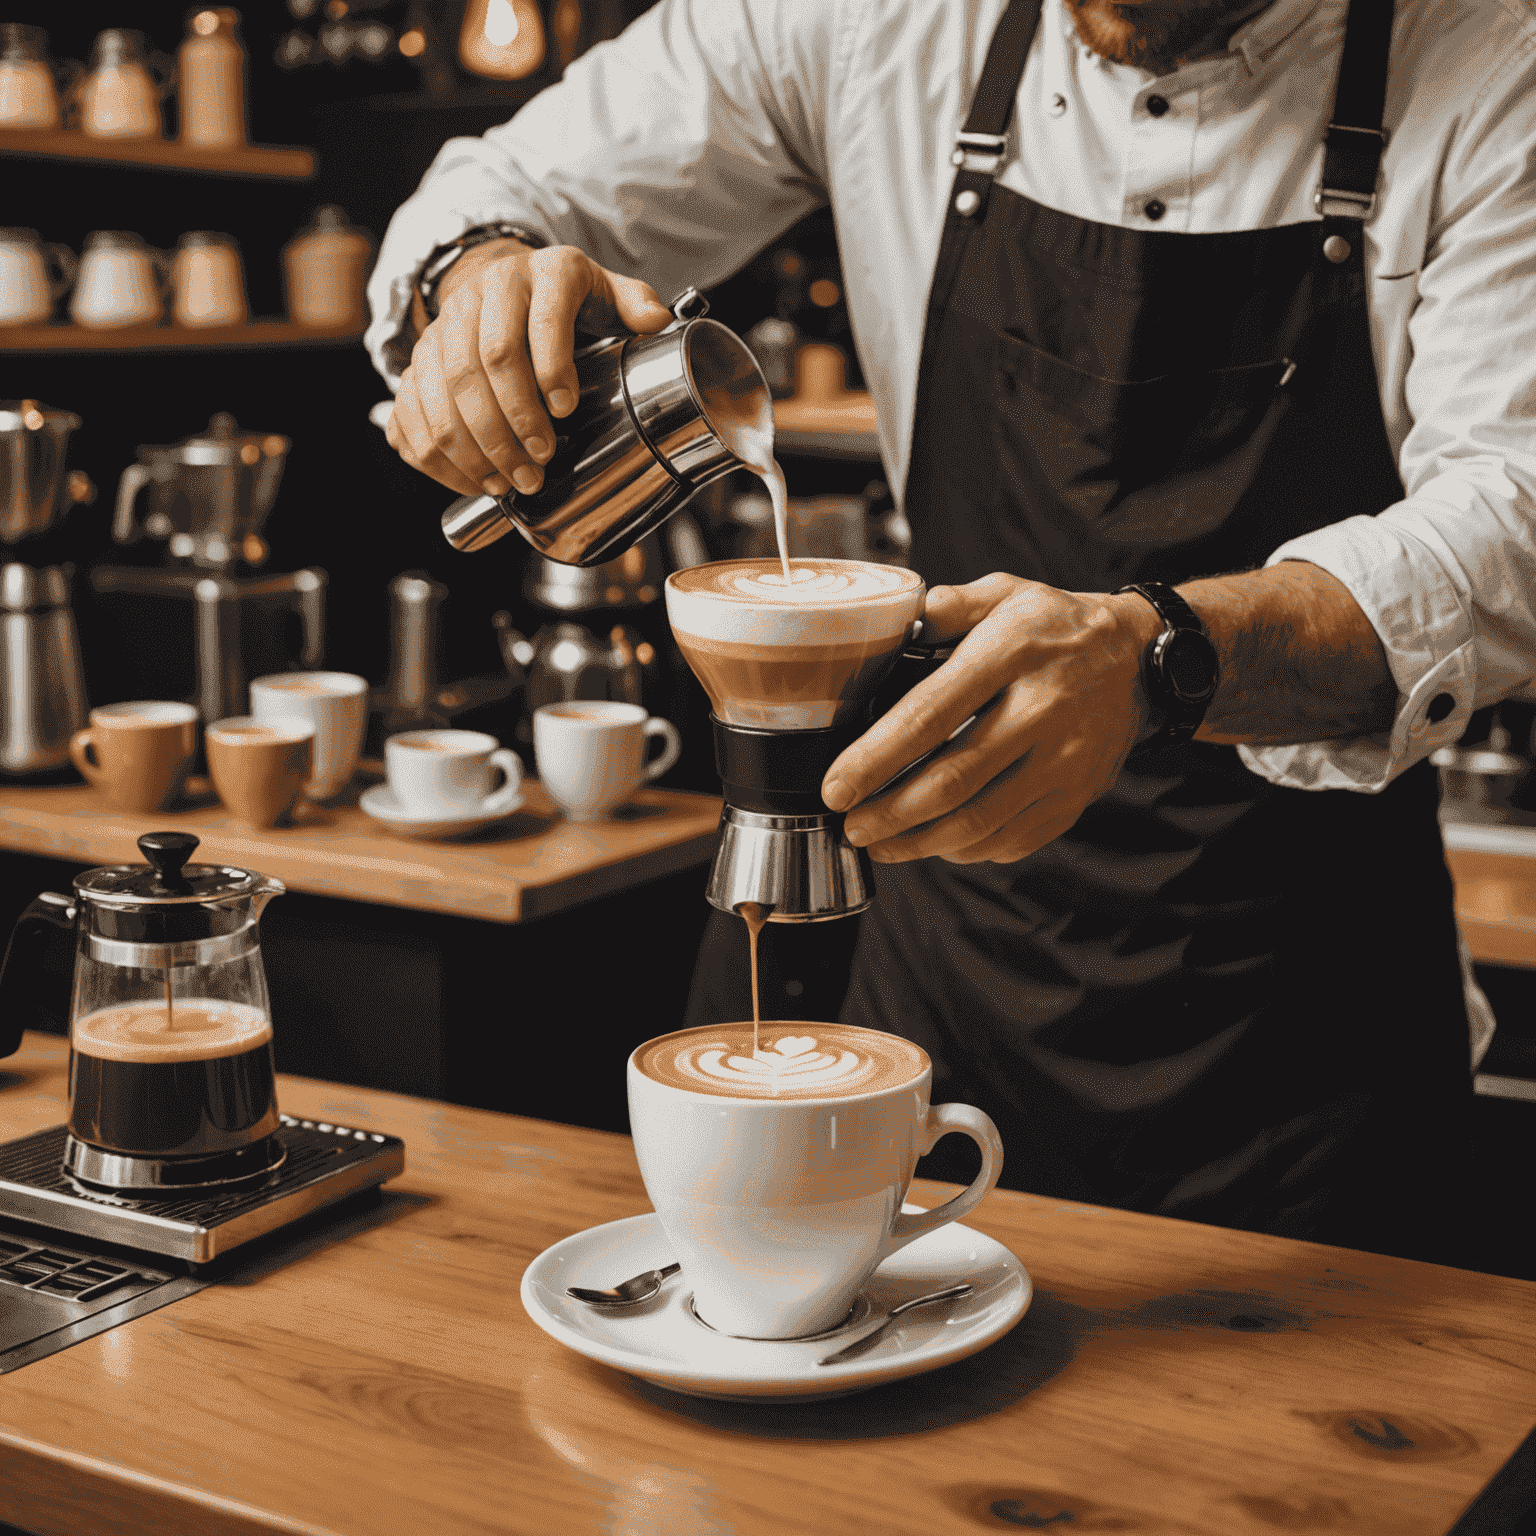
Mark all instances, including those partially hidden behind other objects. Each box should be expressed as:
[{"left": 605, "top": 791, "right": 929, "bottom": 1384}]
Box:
[{"left": 1227, "top": 0, "right": 1329, "bottom": 73}]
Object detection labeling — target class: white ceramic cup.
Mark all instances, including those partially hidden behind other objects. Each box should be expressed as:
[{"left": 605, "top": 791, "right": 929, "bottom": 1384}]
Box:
[
  {"left": 533, "top": 701, "right": 682, "bottom": 822},
  {"left": 249, "top": 671, "right": 368, "bottom": 801},
  {"left": 384, "top": 729, "right": 523, "bottom": 818},
  {"left": 627, "top": 1023, "right": 1004, "bottom": 1340}
]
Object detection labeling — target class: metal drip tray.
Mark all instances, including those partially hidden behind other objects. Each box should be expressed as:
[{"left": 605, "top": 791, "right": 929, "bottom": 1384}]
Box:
[{"left": 0, "top": 1115, "right": 405, "bottom": 1264}]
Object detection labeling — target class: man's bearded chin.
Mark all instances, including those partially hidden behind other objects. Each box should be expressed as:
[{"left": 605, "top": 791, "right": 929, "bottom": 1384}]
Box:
[{"left": 1066, "top": 0, "right": 1250, "bottom": 72}]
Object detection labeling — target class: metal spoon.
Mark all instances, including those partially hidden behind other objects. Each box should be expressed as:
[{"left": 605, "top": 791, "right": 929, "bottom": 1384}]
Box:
[
  {"left": 567, "top": 1262, "right": 682, "bottom": 1307},
  {"left": 816, "top": 1282, "right": 974, "bottom": 1366}
]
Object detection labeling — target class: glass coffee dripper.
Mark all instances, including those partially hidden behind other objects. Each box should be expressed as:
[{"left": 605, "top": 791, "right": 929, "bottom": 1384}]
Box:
[{"left": 0, "top": 830, "right": 287, "bottom": 1191}]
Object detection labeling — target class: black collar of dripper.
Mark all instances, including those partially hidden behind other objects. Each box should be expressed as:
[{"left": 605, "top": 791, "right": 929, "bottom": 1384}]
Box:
[{"left": 712, "top": 714, "right": 871, "bottom": 816}]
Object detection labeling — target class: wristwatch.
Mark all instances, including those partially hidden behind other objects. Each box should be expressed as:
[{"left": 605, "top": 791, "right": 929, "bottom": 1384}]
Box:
[
  {"left": 417, "top": 222, "right": 549, "bottom": 320},
  {"left": 1113, "top": 581, "right": 1220, "bottom": 744}
]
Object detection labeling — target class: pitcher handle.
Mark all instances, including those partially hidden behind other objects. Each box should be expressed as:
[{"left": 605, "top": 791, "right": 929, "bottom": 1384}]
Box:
[
  {"left": 0, "top": 892, "right": 77, "bottom": 1057},
  {"left": 113, "top": 462, "right": 154, "bottom": 544},
  {"left": 667, "top": 287, "right": 709, "bottom": 327}
]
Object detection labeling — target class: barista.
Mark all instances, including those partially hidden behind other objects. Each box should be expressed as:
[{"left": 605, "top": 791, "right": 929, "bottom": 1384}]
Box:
[{"left": 368, "top": 0, "right": 1536, "bottom": 1263}]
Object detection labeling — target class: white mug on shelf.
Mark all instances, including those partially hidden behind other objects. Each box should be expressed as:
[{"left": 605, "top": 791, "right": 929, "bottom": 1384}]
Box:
[
  {"left": 384, "top": 729, "right": 523, "bottom": 819},
  {"left": 533, "top": 700, "right": 681, "bottom": 822},
  {"left": 0, "top": 228, "right": 75, "bottom": 325},
  {"left": 69, "top": 231, "right": 168, "bottom": 329}
]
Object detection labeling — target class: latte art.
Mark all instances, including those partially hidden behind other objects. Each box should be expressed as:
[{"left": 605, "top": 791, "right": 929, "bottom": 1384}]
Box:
[
  {"left": 671, "top": 557, "right": 917, "bottom": 606},
  {"left": 636, "top": 1023, "right": 927, "bottom": 1100}
]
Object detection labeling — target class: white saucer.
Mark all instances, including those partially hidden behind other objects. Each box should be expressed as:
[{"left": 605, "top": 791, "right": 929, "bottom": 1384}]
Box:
[
  {"left": 520, "top": 1206, "right": 1031, "bottom": 1402},
  {"left": 359, "top": 783, "right": 522, "bottom": 840}
]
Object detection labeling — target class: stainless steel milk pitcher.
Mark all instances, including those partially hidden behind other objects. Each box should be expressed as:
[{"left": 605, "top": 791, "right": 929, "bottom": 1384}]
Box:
[{"left": 440, "top": 289, "right": 773, "bottom": 568}]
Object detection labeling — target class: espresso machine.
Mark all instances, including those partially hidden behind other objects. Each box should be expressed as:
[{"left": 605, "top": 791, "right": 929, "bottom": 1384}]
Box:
[
  {"left": 89, "top": 415, "right": 326, "bottom": 728},
  {"left": 0, "top": 834, "right": 404, "bottom": 1371},
  {"left": 1, "top": 399, "right": 95, "bottom": 777}
]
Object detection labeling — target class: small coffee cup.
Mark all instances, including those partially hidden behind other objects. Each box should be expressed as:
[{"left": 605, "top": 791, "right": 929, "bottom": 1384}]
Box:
[
  {"left": 69, "top": 701, "right": 197, "bottom": 814},
  {"left": 205, "top": 715, "right": 314, "bottom": 829},
  {"left": 249, "top": 671, "right": 368, "bottom": 801},
  {"left": 629, "top": 1021, "right": 1004, "bottom": 1340},
  {"left": 384, "top": 729, "right": 523, "bottom": 818},
  {"left": 533, "top": 701, "right": 681, "bottom": 822}
]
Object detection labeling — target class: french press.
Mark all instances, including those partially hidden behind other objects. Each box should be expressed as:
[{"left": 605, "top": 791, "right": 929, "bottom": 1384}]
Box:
[{"left": 0, "top": 831, "right": 287, "bottom": 1192}]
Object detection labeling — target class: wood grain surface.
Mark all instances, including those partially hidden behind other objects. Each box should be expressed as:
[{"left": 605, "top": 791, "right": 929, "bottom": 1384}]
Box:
[
  {"left": 1446, "top": 846, "right": 1536, "bottom": 970},
  {"left": 1, "top": 1032, "right": 1533, "bottom": 1536},
  {"left": 0, "top": 778, "right": 720, "bottom": 923}
]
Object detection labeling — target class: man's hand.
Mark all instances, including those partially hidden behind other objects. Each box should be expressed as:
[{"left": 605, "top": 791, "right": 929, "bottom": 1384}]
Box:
[
  {"left": 821, "top": 560, "right": 1399, "bottom": 867},
  {"left": 386, "top": 238, "right": 673, "bottom": 499},
  {"left": 822, "top": 576, "right": 1158, "bottom": 865}
]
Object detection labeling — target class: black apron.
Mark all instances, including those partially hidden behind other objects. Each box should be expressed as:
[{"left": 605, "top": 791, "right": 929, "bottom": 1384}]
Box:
[{"left": 841, "top": 0, "right": 1474, "bottom": 1262}]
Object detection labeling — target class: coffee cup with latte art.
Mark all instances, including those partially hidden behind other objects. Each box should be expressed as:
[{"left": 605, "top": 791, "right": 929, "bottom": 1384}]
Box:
[
  {"left": 664, "top": 558, "right": 925, "bottom": 730},
  {"left": 628, "top": 1021, "right": 1003, "bottom": 1339}
]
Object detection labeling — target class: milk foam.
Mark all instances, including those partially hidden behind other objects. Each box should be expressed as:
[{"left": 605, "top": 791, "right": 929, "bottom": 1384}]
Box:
[
  {"left": 637, "top": 1024, "right": 927, "bottom": 1100},
  {"left": 666, "top": 559, "right": 924, "bottom": 650}
]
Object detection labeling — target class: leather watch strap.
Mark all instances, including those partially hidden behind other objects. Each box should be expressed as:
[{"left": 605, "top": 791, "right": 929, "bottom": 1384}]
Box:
[{"left": 1114, "top": 581, "right": 1219, "bottom": 745}]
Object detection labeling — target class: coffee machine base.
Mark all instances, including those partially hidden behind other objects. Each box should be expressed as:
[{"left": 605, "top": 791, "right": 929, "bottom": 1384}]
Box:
[
  {"left": 0, "top": 1115, "right": 404, "bottom": 1265},
  {"left": 63, "top": 1132, "right": 289, "bottom": 1194}
]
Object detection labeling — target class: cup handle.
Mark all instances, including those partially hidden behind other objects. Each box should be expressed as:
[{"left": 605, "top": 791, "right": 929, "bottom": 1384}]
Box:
[
  {"left": 68, "top": 728, "right": 105, "bottom": 788},
  {"left": 641, "top": 718, "right": 681, "bottom": 783},
  {"left": 880, "top": 1101, "right": 1004, "bottom": 1259},
  {"left": 481, "top": 748, "right": 525, "bottom": 813}
]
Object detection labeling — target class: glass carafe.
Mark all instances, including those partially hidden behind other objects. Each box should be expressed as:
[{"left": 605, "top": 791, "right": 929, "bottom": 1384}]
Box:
[{"left": 1, "top": 831, "right": 285, "bottom": 1189}]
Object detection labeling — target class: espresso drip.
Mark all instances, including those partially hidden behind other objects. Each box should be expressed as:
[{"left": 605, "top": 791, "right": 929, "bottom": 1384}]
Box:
[{"left": 737, "top": 900, "right": 771, "bottom": 1056}]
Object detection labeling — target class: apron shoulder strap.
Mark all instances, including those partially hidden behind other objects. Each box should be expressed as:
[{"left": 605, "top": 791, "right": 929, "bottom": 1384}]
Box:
[{"left": 1317, "top": 0, "right": 1394, "bottom": 221}]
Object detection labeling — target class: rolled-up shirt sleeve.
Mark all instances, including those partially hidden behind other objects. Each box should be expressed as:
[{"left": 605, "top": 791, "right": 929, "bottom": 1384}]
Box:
[
  {"left": 365, "top": 0, "right": 833, "bottom": 389},
  {"left": 1241, "top": 43, "right": 1536, "bottom": 793}
]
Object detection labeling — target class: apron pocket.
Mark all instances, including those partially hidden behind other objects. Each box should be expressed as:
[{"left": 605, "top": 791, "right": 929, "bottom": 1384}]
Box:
[{"left": 993, "top": 332, "right": 1294, "bottom": 544}]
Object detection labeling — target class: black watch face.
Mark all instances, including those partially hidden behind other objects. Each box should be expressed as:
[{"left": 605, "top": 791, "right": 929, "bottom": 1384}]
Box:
[{"left": 1159, "top": 628, "right": 1219, "bottom": 705}]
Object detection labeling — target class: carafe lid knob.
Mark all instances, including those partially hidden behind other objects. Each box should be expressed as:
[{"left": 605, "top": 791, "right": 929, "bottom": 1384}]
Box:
[{"left": 137, "top": 831, "right": 199, "bottom": 895}]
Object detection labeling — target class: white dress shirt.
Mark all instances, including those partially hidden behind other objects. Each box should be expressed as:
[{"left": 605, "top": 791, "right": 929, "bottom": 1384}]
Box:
[{"left": 370, "top": 0, "right": 1536, "bottom": 1063}]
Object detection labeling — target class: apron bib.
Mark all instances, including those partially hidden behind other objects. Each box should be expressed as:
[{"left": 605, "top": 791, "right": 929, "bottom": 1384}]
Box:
[{"left": 842, "top": 0, "right": 1472, "bottom": 1257}]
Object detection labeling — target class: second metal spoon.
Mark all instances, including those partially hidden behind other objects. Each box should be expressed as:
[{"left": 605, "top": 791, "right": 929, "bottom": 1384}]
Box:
[
  {"left": 567, "top": 1262, "right": 682, "bottom": 1307},
  {"left": 816, "top": 1283, "right": 974, "bottom": 1365}
]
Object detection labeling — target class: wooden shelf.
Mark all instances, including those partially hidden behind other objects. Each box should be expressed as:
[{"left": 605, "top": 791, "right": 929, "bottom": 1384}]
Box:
[
  {"left": 0, "top": 776, "right": 720, "bottom": 925},
  {"left": 0, "top": 127, "right": 314, "bottom": 180},
  {"left": 0, "top": 321, "right": 363, "bottom": 354},
  {"left": 773, "top": 393, "right": 881, "bottom": 461}
]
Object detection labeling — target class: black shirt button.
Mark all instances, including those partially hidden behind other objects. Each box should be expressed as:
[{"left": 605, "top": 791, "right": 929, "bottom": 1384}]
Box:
[
  {"left": 1144, "top": 199, "right": 1167, "bottom": 221},
  {"left": 1146, "top": 95, "right": 1170, "bottom": 117},
  {"left": 1427, "top": 692, "right": 1456, "bottom": 723}
]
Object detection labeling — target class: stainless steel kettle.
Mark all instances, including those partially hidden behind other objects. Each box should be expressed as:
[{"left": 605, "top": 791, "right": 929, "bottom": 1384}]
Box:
[
  {"left": 439, "top": 289, "right": 773, "bottom": 568},
  {"left": 113, "top": 412, "right": 290, "bottom": 569},
  {"left": 0, "top": 398, "right": 90, "bottom": 543}
]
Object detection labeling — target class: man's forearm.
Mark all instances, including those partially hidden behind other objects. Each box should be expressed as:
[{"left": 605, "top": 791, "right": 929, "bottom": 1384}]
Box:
[{"left": 1180, "top": 561, "right": 1398, "bottom": 745}]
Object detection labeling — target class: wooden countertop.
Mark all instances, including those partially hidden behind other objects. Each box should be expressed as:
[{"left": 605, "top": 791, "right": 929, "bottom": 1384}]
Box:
[
  {"left": 2, "top": 1031, "right": 1533, "bottom": 1536},
  {"left": 0, "top": 776, "right": 721, "bottom": 924}
]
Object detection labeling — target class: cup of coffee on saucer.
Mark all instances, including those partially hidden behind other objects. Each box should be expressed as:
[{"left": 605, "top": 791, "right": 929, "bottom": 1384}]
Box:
[
  {"left": 68, "top": 701, "right": 198, "bottom": 813},
  {"left": 249, "top": 671, "right": 368, "bottom": 802},
  {"left": 533, "top": 701, "right": 682, "bottom": 822},
  {"left": 205, "top": 716, "right": 315, "bottom": 829},
  {"left": 627, "top": 1021, "right": 1003, "bottom": 1341},
  {"left": 361, "top": 729, "right": 523, "bottom": 839}
]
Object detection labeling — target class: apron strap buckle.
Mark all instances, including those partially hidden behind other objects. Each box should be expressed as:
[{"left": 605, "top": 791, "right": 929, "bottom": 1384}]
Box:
[{"left": 951, "top": 131, "right": 1007, "bottom": 175}]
